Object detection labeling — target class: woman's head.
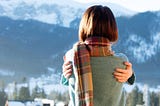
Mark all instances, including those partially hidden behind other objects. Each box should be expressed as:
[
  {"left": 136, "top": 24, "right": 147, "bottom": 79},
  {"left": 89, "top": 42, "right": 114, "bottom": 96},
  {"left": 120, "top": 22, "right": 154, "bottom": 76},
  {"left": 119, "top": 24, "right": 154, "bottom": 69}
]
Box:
[{"left": 79, "top": 5, "right": 118, "bottom": 42}]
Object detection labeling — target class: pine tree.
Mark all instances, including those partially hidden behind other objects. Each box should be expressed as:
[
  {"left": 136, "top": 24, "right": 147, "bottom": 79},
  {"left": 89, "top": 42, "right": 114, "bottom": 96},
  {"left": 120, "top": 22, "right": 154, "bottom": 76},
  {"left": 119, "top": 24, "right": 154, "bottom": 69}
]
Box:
[
  {"left": 48, "top": 90, "right": 69, "bottom": 103},
  {"left": 150, "top": 91, "right": 158, "bottom": 106},
  {"left": 157, "top": 92, "right": 160, "bottom": 106},
  {"left": 137, "top": 91, "right": 144, "bottom": 105},
  {"left": 0, "top": 80, "right": 5, "bottom": 90},
  {"left": 126, "top": 86, "right": 138, "bottom": 106},
  {"left": 18, "top": 86, "right": 30, "bottom": 101},
  {"left": 143, "top": 84, "right": 150, "bottom": 106},
  {"left": 0, "top": 90, "right": 8, "bottom": 106},
  {"left": 31, "top": 85, "right": 46, "bottom": 99},
  {"left": 13, "top": 81, "right": 18, "bottom": 100}
]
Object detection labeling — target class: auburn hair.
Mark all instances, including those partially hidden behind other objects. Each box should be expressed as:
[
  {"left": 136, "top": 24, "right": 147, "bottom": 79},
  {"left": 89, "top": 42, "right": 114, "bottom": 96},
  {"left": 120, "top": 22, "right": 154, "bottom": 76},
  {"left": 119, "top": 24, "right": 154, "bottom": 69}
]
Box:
[{"left": 79, "top": 5, "right": 118, "bottom": 42}]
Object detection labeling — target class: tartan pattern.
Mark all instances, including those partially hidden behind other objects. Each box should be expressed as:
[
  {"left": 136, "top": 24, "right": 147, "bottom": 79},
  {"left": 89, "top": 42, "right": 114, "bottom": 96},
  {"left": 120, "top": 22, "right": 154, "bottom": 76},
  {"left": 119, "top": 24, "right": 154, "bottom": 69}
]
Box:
[{"left": 73, "top": 37, "right": 114, "bottom": 106}]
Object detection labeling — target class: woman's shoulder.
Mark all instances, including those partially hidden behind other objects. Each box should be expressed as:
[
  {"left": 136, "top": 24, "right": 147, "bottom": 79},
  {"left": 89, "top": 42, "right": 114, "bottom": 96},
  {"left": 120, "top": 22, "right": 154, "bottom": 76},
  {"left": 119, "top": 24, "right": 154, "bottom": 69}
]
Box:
[{"left": 114, "top": 53, "right": 129, "bottom": 62}]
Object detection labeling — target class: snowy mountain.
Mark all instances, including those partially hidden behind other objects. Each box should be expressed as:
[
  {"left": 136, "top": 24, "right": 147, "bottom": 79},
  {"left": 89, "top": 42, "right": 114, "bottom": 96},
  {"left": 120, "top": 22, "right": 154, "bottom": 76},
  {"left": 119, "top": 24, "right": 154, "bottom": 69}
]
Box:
[
  {"left": 0, "top": 0, "right": 137, "bottom": 27},
  {"left": 0, "top": 16, "right": 78, "bottom": 82},
  {"left": 116, "top": 11, "right": 160, "bottom": 63},
  {"left": 0, "top": 11, "right": 160, "bottom": 86},
  {"left": 115, "top": 11, "right": 160, "bottom": 85},
  {"left": 0, "top": 0, "right": 160, "bottom": 86}
]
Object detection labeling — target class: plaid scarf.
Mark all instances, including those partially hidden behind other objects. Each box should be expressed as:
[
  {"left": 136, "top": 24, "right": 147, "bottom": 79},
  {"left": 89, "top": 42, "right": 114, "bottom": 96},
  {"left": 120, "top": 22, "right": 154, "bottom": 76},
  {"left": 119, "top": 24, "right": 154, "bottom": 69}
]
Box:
[{"left": 73, "top": 37, "right": 114, "bottom": 106}]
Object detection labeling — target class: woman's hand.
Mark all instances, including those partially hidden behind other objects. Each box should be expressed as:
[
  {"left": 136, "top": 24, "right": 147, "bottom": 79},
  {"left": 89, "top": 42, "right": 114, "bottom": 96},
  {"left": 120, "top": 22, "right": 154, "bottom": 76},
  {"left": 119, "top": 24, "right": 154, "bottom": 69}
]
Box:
[
  {"left": 62, "top": 56, "right": 73, "bottom": 79},
  {"left": 113, "top": 62, "right": 133, "bottom": 83}
]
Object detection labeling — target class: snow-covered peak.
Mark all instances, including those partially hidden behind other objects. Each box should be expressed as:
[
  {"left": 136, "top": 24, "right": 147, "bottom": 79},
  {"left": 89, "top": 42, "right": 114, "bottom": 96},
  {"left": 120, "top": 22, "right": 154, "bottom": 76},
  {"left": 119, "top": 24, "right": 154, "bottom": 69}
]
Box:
[
  {"left": 81, "top": 2, "right": 137, "bottom": 17},
  {"left": 126, "top": 32, "right": 160, "bottom": 63},
  {"left": 0, "top": 0, "right": 137, "bottom": 27},
  {"left": 105, "top": 2, "right": 137, "bottom": 16}
]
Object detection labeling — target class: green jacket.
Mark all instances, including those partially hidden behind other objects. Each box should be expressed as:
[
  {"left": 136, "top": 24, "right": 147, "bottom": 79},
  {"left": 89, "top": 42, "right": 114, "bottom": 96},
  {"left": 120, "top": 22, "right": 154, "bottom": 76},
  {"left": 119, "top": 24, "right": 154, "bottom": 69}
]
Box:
[{"left": 61, "top": 50, "right": 135, "bottom": 106}]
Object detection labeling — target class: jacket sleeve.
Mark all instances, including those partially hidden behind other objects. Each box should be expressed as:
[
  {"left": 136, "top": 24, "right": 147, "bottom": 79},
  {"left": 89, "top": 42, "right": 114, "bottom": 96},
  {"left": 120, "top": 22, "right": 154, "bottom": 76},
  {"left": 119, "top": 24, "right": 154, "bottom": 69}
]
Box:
[
  {"left": 127, "top": 72, "right": 136, "bottom": 85},
  {"left": 61, "top": 75, "right": 69, "bottom": 86}
]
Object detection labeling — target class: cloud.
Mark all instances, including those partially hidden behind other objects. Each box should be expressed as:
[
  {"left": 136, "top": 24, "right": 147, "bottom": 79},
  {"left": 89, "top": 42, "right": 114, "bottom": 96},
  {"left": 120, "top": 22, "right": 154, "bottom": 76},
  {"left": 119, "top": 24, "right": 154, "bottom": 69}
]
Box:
[{"left": 0, "top": 69, "right": 15, "bottom": 76}]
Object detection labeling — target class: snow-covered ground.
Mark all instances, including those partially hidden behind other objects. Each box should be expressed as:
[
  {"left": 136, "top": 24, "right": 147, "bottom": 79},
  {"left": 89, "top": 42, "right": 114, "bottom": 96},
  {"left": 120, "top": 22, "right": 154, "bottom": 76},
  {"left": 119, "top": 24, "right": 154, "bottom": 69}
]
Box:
[{"left": 5, "top": 71, "right": 160, "bottom": 96}]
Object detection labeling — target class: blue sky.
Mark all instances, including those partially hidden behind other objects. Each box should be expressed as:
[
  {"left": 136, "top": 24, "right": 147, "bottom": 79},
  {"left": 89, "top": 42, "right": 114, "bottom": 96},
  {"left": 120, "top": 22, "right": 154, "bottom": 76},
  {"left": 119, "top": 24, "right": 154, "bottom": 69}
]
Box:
[{"left": 73, "top": 0, "right": 160, "bottom": 12}]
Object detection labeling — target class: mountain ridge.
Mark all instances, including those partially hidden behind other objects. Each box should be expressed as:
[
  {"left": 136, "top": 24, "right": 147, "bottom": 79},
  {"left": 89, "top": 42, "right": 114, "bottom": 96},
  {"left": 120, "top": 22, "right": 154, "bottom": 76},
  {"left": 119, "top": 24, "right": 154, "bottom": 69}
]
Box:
[
  {"left": 0, "top": 0, "right": 137, "bottom": 27},
  {"left": 0, "top": 10, "right": 160, "bottom": 86}
]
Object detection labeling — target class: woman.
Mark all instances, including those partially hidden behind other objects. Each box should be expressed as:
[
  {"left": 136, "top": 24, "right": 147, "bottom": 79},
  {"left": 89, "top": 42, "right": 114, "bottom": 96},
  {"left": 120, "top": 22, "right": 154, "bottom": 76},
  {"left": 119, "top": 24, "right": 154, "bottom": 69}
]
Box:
[{"left": 61, "top": 5, "right": 135, "bottom": 106}]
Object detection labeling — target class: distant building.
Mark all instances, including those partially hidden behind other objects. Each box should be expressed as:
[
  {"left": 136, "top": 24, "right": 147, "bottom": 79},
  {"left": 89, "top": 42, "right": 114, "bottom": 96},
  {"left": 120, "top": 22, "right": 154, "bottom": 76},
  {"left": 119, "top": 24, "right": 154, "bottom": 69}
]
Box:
[
  {"left": 6, "top": 98, "right": 54, "bottom": 106},
  {"left": 55, "top": 101, "right": 66, "bottom": 106},
  {"left": 8, "top": 101, "right": 24, "bottom": 106},
  {"left": 34, "top": 98, "right": 54, "bottom": 106}
]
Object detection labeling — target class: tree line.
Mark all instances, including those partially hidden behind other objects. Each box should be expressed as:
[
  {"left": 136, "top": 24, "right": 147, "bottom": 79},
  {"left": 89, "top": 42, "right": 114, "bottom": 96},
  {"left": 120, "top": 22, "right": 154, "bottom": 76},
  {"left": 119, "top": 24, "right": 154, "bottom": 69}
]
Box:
[{"left": 1, "top": 84, "right": 160, "bottom": 106}]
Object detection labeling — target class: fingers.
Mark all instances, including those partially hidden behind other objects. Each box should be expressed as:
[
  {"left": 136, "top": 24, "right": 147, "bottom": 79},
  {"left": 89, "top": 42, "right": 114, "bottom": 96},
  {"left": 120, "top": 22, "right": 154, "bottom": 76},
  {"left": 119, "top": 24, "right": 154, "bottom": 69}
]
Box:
[
  {"left": 114, "top": 61, "right": 133, "bottom": 76},
  {"left": 62, "top": 61, "right": 73, "bottom": 79},
  {"left": 124, "top": 62, "right": 132, "bottom": 70},
  {"left": 113, "top": 72, "right": 127, "bottom": 82},
  {"left": 124, "top": 61, "right": 132, "bottom": 66},
  {"left": 63, "top": 61, "right": 72, "bottom": 71},
  {"left": 114, "top": 68, "right": 127, "bottom": 74},
  {"left": 114, "top": 69, "right": 133, "bottom": 83},
  {"left": 116, "top": 79, "right": 127, "bottom": 83},
  {"left": 113, "top": 62, "right": 133, "bottom": 83},
  {"left": 114, "top": 67, "right": 131, "bottom": 83},
  {"left": 113, "top": 71, "right": 125, "bottom": 77},
  {"left": 114, "top": 74, "right": 128, "bottom": 83},
  {"left": 63, "top": 69, "right": 72, "bottom": 78},
  {"left": 63, "top": 65, "right": 72, "bottom": 74}
]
